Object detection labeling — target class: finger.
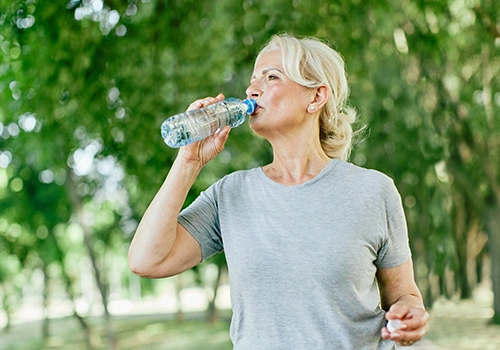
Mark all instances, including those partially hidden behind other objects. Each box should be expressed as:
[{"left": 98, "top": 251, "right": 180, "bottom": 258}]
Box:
[
  {"left": 389, "top": 323, "right": 429, "bottom": 344},
  {"left": 187, "top": 100, "right": 204, "bottom": 111},
  {"left": 201, "top": 125, "right": 231, "bottom": 146},
  {"left": 402, "top": 310, "right": 430, "bottom": 331},
  {"left": 215, "top": 93, "right": 225, "bottom": 102},
  {"left": 387, "top": 302, "right": 410, "bottom": 319},
  {"left": 197, "top": 127, "right": 230, "bottom": 163},
  {"left": 187, "top": 96, "right": 219, "bottom": 111},
  {"left": 381, "top": 327, "right": 391, "bottom": 340},
  {"left": 214, "top": 126, "right": 231, "bottom": 145}
]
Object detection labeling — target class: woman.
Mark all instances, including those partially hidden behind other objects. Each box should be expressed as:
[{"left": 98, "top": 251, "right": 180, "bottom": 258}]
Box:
[{"left": 128, "top": 34, "right": 429, "bottom": 349}]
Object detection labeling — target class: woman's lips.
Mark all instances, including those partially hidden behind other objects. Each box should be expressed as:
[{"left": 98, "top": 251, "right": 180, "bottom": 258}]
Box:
[{"left": 251, "top": 105, "right": 261, "bottom": 116}]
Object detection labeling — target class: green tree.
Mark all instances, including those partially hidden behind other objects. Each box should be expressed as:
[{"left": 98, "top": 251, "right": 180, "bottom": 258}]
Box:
[{"left": 1, "top": 3, "right": 499, "bottom": 345}]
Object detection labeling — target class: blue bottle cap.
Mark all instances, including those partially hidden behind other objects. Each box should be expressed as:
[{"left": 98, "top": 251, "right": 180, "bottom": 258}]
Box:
[{"left": 244, "top": 98, "right": 257, "bottom": 114}]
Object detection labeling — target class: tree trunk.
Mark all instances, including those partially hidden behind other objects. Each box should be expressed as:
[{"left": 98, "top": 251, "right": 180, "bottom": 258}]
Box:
[
  {"left": 65, "top": 177, "right": 117, "bottom": 349},
  {"left": 42, "top": 264, "right": 50, "bottom": 339},
  {"left": 451, "top": 191, "right": 473, "bottom": 299},
  {"left": 0, "top": 285, "right": 11, "bottom": 331},
  {"left": 175, "top": 274, "right": 184, "bottom": 323},
  {"left": 81, "top": 228, "right": 116, "bottom": 349},
  {"left": 479, "top": 40, "right": 500, "bottom": 325},
  {"left": 48, "top": 228, "right": 95, "bottom": 350},
  {"left": 487, "top": 203, "right": 500, "bottom": 324},
  {"left": 476, "top": 248, "right": 485, "bottom": 285},
  {"left": 207, "top": 264, "right": 225, "bottom": 323}
]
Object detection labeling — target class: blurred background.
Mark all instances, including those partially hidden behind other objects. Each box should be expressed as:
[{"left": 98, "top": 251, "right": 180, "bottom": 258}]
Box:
[{"left": 0, "top": 0, "right": 499, "bottom": 349}]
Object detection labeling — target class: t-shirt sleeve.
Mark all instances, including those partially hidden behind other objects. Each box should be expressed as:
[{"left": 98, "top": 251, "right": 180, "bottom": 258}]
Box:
[
  {"left": 178, "top": 182, "right": 224, "bottom": 261},
  {"left": 374, "top": 179, "right": 412, "bottom": 269}
]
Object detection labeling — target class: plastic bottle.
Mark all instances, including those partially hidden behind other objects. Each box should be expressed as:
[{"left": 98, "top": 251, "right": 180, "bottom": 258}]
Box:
[{"left": 161, "top": 98, "right": 257, "bottom": 148}]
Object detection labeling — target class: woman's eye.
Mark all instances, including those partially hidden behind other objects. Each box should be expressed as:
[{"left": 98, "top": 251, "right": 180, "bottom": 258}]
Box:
[{"left": 267, "top": 74, "right": 278, "bottom": 81}]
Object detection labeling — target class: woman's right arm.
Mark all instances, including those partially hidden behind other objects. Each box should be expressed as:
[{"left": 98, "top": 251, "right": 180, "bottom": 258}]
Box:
[{"left": 128, "top": 94, "right": 228, "bottom": 278}]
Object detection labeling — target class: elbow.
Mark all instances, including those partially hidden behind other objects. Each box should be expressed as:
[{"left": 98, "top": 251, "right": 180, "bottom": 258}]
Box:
[
  {"left": 128, "top": 255, "right": 146, "bottom": 277},
  {"left": 128, "top": 250, "right": 155, "bottom": 278},
  {"left": 128, "top": 251, "right": 177, "bottom": 279},
  {"left": 128, "top": 259, "right": 160, "bottom": 279}
]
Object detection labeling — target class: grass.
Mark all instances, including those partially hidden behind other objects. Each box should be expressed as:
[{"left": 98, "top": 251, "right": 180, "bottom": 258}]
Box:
[
  {"left": 0, "top": 313, "right": 233, "bottom": 350},
  {"left": 1, "top": 284, "right": 499, "bottom": 349}
]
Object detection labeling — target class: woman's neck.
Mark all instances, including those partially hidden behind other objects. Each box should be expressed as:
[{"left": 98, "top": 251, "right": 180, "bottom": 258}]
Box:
[{"left": 263, "top": 139, "right": 331, "bottom": 186}]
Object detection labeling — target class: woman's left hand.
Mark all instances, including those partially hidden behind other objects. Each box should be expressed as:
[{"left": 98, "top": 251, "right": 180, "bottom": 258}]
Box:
[{"left": 381, "top": 301, "right": 430, "bottom": 347}]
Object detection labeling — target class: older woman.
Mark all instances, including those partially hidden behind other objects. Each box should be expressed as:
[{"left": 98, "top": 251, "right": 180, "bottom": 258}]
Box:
[{"left": 128, "top": 34, "right": 429, "bottom": 349}]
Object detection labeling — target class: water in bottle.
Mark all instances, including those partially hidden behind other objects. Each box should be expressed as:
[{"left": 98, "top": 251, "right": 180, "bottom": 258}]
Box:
[{"left": 161, "top": 98, "right": 257, "bottom": 148}]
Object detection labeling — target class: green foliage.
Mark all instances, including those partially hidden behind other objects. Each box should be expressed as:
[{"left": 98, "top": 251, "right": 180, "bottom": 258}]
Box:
[{"left": 0, "top": 0, "right": 499, "bottom": 331}]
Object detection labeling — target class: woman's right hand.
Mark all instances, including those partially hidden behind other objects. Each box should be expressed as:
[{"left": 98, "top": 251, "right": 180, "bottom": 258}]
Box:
[
  {"left": 130, "top": 94, "right": 229, "bottom": 277},
  {"left": 177, "top": 93, "right": 230, "bottom": 168}
]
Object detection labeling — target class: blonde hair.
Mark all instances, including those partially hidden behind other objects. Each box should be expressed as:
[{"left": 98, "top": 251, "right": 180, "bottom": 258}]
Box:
[{"left": 256, "top": 34, "right": 357, "bottom": 160}]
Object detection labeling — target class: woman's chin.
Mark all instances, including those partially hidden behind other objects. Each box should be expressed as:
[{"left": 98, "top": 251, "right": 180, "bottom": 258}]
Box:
[{"left": 248, "top": 118, "right": 265, "bottom": 134}]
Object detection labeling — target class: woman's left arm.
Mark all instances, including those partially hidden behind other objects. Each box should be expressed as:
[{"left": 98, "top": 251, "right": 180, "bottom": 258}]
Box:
[{"left": 376, "top": 259, "right": 430, "bottom": 347}]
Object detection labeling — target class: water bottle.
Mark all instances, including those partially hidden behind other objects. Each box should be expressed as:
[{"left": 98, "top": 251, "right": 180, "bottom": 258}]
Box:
[{"left": 161, "top": 98, "right": 257, "bottom": 148}]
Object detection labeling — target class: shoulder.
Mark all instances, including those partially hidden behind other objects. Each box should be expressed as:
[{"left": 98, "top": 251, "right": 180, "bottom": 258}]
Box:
[
  {"left": 221, "top": 167, "right": 259, "bottom": 185},
  {"left": 207, "top": 167, "right": 260, "bottom": 193},
  {"left": 336, "top": 160, "right": 394, "bottom": 186},
  {"left": 334, "top": 160, "right": 399, "bottom": 200}
]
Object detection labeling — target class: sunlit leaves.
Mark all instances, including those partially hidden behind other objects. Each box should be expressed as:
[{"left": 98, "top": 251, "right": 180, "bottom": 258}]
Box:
[{"left": 0, "top": 0, "right": 498, "bottom": 326}]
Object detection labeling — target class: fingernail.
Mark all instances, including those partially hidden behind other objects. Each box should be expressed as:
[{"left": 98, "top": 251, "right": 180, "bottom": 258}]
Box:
[{"left": 391, "top": 332, "right": 400, "bottom": 338}]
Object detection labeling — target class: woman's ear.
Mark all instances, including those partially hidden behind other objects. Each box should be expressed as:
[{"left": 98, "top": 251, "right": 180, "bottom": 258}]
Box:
[
  {"left": 314, "top": 85, "right": 329, "bottom": 108},
  {"left": 308, "top": 85, "right": 329, "bottom": 113}
]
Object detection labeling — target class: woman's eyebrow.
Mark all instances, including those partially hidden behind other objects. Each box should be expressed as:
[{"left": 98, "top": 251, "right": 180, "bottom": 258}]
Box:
[
  {"left": 261, "top": 67, "right": 283, "bottom": 75},
  {"left": 251, "top": 67, "right": 284, "bottom": 81}
]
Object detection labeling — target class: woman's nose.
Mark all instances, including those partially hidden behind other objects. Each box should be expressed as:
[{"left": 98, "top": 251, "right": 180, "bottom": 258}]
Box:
[{"left": 246, "top": 82, "right": 261, "bottom": 99}]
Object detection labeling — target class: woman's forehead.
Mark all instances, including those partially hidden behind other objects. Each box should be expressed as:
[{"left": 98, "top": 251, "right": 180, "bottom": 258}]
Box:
[{"left": 254, "top": 49, "right": 283, "bottom": 71}]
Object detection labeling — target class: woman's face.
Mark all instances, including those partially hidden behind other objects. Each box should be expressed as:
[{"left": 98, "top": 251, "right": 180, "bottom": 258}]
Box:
[{"left": 246, "top": 49, "right": 315, "bottom": 137}]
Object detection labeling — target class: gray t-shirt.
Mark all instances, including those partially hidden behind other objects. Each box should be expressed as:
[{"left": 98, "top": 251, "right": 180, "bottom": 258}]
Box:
[{"left": 179, "top": 159, "right": 410, "bottom": 349}]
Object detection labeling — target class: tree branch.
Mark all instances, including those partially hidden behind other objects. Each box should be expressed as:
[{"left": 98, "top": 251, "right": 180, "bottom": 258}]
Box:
[{"left": 474, "top": 5, "right": 500, "bottom": 39}]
